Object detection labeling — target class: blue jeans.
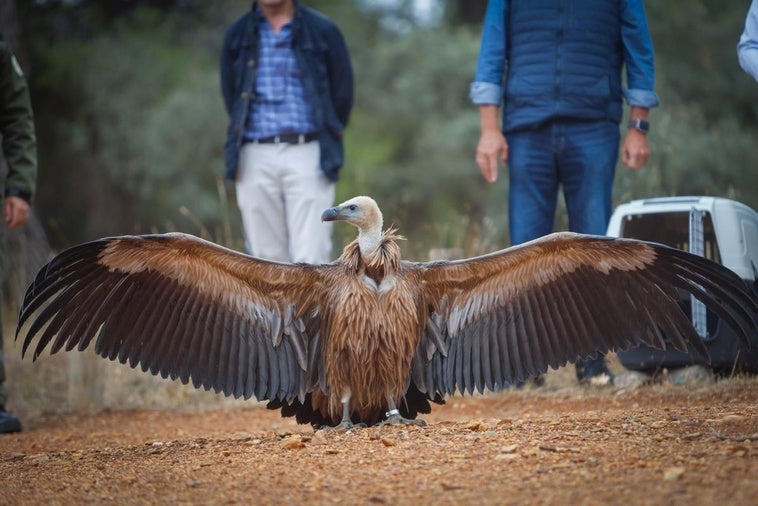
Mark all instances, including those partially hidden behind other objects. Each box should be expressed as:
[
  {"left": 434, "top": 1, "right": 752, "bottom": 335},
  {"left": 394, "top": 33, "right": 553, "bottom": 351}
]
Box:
[
  {"left": 507, "top": 120, "right": 620, "bottom": 245},
  {"left": 506, "top": 120, "right": 620, "bottom": 380}
]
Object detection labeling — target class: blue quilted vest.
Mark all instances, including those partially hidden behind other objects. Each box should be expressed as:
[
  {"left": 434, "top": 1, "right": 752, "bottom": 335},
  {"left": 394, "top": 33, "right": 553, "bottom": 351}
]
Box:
[{"left": 503, "top": 0, "right": 623, "bottom": 132}]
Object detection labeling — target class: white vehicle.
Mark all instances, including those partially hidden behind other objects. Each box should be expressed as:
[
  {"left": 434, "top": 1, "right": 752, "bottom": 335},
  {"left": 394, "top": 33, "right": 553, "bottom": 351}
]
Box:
[{"left": 606, "top": 196, "right": 758, "bottom": 373}]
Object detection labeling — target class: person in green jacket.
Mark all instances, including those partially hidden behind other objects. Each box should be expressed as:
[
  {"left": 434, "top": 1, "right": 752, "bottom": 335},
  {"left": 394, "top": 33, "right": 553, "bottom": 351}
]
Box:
[{"left": 0, "top": 34, "right": 38, "bottom": 434}]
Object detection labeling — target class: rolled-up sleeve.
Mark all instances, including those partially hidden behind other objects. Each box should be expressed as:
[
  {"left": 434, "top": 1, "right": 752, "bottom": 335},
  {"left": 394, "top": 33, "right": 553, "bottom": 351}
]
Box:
[
  {"left": 738, "top": 0, "right": 758, "bottom": 83},
  {"left": 470, "top": 0, "right": 508, "bottom": 105},
  {"left": 620, "top": 0, "right": 660, "bottom": 108}
]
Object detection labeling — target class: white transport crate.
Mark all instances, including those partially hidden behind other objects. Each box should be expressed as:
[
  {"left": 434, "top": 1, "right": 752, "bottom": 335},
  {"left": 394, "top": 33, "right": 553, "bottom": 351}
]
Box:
[{"left": 606, "top": 196, "right": 758, "bottom": 373}]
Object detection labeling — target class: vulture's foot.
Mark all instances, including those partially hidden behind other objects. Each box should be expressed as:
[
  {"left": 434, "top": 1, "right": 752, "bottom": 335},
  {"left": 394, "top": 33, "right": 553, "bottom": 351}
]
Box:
[
  {"left": 321, "top": 421, "right": 367, "bottom": 431},
  {"left": 379, "top": 413, "right": 427, "bottom": 427}
]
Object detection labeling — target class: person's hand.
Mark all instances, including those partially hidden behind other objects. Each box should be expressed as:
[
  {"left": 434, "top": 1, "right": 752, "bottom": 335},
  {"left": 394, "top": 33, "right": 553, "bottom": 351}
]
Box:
[
  {"left": 476, "top": 129, "right": 508, "bottom": 183},
  {"left": 621, "top": 129, "right": 650, "bottom": 170},
  {"left": 4, "top": 196, "right": 31, "bottom": 229}
]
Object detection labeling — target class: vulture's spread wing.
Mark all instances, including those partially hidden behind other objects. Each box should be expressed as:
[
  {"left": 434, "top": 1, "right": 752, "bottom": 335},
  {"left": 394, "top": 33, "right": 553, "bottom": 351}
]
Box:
[
  {"left": 15, "top": 233, "right": 328, "bottom": 403},
  {"left": 409, "top": 232, "right": 757, "bottom": 397}
]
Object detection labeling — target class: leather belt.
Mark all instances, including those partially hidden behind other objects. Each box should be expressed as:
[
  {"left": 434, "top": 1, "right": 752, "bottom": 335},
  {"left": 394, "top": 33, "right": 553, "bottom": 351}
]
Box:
[{"left": 247, "top": 132, "right": 317, "bottom": 145}]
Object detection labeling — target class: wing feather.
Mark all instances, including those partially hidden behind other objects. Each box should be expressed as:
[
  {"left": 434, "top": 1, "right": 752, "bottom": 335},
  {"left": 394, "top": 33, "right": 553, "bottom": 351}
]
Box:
[
  {"left": 479, "top": 316, "right": 493, "bottom": 393},
  {"left": 410, "top": 232, "right": 758, "bottom": 398},
  {"left": 279, "top": 339, "right": 293, "bottom": 401},
  {"left": 40, "top": 282, "right": 99, "bottom": 356},
  {"left": 484, "top": 314, "right": 498, "bottom": 390},
  {"left": 175, "top": 296, "right": 210, "bottom": 382},
  {"left": 473, "top": 321, "right": 485, "bottom": 394},
  {"left": 15, "top": 233, "right": 328, "bottom": 403},
  {"left": 433, "top": 345, "right": 445, "bottom": 394},
  {"left": 252, "top": 317, "right": 269, "bottom": 399},
  {"left": 224, "top": 314, "right": 241, "bottom": 397},
  {"left": 462, "top": 318, "right": 474, "bottom": 394},
  {"left": 307, "top": 329, "right": 322, "bottom": 391},
  {"left": 517, "top": 295, "right": 538, "bottom": 378},
  {"left": 568, "top": 274, "right": 612, "bottom": 359},
  {"left": 559, "top": 277, "right": 598, "bottom": 359},
  {"left": 525, "top": 291, "right": 550, "bottom": 369},
  {"left": 146, "top": 280, "right": 189, "bottom": 376},
  {"left": 47, "top": 269, "right": 108, "bottom": 354},
  {"left": 156, "top": 283, "right": 195, "bottom": 378},
  {"left": 80, "top": 278, "right": 133, "bottom": 361},
  {"left": 505, "top": 304, "right": 524, "bottom": 383},
  {"left": 453, "top": 324, "right": 464, "bottom": 395},
  {"left": 670, "top": 266, "right": 755, "bottom": 341},
  {"left": 531, "top": 286, "right": 560, "bottom": 369},
  {"left": 17, "top": 259, "right": 92, "bottom": 331},
  {"left": 214, "top": 309, "right": 235, "bottom": 392},
  {"left": 109, "top": 281, "right": 156, "bottom": 362},
  {"left": 124, "top": 279, "right": 176, "bottom": 368},
  {"left": 237, "top": 320, "right": 252, "bottom": 399}
]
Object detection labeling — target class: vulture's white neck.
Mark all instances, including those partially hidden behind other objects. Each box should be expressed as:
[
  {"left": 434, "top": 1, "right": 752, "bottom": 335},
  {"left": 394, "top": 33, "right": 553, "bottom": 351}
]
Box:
[
  {"left": 356, "top": 201, "right": 384, "bottom": 258},
  {"left": 358, "top": 222, "right": 383, "bottom": 258}
]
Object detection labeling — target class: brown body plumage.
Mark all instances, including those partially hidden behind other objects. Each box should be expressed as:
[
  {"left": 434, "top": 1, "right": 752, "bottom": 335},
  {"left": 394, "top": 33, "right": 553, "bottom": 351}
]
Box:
[
  {"left": 15, "top": 196, "right": 758, "bottom": 428},
  {"left": 318, "top": 231, "right": 420, "bottom": 423}
]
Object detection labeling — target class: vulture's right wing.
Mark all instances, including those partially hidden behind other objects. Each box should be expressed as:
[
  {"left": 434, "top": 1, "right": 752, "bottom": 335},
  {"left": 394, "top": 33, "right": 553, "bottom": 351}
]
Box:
[
  {"left": 15, "top": 233, "right": 330, "bottom": 404},
  {"left": 408, "top": 232, "right": 757, "bottom": 398}
]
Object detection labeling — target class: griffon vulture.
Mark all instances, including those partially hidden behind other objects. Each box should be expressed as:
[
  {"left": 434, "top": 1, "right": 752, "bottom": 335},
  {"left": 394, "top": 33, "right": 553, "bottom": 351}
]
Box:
[{"left": 16, "top": 196, "right": 757, "bottom": 428}]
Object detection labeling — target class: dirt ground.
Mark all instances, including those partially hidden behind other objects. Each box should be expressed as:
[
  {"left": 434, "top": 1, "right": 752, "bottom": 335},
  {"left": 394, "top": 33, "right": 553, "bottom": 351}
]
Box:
[{"left": 1, "top": 370, "right": 756, "bottom": 506}]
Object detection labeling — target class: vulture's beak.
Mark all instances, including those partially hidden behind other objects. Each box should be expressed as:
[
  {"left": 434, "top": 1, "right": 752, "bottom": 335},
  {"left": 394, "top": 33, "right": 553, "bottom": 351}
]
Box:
[{"left": 321, "top": 206, "right": 341, "bottom": 222}]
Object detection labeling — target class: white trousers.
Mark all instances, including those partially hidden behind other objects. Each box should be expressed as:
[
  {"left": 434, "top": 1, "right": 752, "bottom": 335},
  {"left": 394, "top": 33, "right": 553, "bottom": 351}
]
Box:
[{"left": 235, "top": 141, "right": 335, "bottom": 264}]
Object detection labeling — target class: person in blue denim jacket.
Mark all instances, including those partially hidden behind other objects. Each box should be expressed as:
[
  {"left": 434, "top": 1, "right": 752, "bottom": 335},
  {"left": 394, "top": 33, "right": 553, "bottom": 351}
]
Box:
[
  {"left": 221, "top": 1, "right": 353, "bottom": 263},
  {"left": 739, "top": 0, "right": 758, "bottom": 83},
  {"left": 470, "top": 0, "right": 659, "bottom": 384}
]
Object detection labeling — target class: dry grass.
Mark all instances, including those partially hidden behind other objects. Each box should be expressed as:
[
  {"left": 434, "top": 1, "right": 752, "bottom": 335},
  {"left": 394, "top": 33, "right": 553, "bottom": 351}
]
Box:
[{"left": 3, "top": 308, "right": 248, "bottom": 422}]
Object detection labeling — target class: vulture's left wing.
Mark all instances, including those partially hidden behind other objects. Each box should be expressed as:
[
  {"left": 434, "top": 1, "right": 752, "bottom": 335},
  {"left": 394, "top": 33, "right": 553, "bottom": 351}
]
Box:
[
  {"left": 408, "top": 232, "right": 757, "bottom": 397},
  {"left": 15, "top": 233, "right": 329, "bottom": 403}
]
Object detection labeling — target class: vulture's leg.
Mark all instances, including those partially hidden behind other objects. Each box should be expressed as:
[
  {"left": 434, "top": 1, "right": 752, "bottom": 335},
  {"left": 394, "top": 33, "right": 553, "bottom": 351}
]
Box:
[
  {"left": 379, "top": 397, "right": 426, "bottom": 426},
  {"left": 323, "top": 390, "right": 366, "bottom": 430}
]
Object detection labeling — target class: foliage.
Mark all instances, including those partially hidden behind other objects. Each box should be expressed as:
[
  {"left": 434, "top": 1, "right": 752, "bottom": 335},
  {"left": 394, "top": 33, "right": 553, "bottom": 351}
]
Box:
[
  {"left": 21, "top": 2, "right": 240, "bottom": 245},
  {"left": 338, "top": 25, "right": 506, "bottom": 257},
  {"left": 13, "top": 0, "right": 758, "bottom": 259},
  {"left": 646, "top": 0, "right": 758, "bottom": 124},
  {"left": 615, "top": 0, "right": 758, "bottom": 211}
]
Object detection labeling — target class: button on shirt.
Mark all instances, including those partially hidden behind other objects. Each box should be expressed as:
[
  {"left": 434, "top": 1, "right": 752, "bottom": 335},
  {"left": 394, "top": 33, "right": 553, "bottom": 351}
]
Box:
[{"left": 244, "top": 21, "right": 316, "bottom": 140}]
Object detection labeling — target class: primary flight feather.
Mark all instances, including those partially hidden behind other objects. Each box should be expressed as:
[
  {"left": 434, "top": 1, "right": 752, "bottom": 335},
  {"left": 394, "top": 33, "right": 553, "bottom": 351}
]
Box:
[{"left": 16, "top": 196, "right": 757, "bottom": 428}]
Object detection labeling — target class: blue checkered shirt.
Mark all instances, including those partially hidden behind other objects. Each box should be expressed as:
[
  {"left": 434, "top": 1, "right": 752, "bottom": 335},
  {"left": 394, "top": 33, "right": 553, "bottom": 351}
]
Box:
[{"left": 244, "top": 21, "right": 316, "bottom": 140}]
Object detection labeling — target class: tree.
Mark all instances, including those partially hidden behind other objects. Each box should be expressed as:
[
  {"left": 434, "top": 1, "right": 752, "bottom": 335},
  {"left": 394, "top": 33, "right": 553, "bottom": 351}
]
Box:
[{"left": 11, "top": 0, "right": 758, "bottom": 256}]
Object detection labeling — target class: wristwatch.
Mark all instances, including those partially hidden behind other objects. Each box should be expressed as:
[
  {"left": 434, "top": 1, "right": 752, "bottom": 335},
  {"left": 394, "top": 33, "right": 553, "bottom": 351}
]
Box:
[{"left": 628, "top": 118, "right": 650, "bottom": 135}]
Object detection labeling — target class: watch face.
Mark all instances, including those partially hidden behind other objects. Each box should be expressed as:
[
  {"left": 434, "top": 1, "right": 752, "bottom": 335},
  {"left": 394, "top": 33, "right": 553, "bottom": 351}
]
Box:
[{"left": 630, "top": 119, "right": 649, "bottom": 133}]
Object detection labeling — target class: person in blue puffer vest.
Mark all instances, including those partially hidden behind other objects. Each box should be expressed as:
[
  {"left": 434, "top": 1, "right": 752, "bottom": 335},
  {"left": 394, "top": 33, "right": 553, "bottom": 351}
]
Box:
[{"left": 470, "top": 0, "right": 659, "bottom": 385}]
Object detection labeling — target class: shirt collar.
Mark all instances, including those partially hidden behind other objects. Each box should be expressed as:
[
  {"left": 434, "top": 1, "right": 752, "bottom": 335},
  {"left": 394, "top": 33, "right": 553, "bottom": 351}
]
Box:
[{"left": 251, "top": 1, "right": 301, "bottom": 21}]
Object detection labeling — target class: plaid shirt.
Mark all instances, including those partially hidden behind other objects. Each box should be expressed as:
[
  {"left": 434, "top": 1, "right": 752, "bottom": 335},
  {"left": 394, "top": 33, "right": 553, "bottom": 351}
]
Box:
[{"left": 244, "top": 21, "right": 316, "bottom": 140}]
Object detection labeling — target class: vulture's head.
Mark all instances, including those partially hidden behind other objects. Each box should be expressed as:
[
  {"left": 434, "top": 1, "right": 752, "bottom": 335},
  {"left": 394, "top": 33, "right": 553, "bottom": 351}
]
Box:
[
  {"left": 321, "top": 196, "right": 383, "bottom": 231},
  {"left": 322, "top": 196, "right": 384, "bottom": 254}
]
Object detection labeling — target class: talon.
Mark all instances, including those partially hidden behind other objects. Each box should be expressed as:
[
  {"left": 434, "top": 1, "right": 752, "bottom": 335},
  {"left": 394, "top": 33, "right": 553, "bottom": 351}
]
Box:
[
  {"left": 322, "top": 421, "right": 367, "bottom": 431},
  {"left": 379, "top": 414, "right": 426, "bottom": 426}
]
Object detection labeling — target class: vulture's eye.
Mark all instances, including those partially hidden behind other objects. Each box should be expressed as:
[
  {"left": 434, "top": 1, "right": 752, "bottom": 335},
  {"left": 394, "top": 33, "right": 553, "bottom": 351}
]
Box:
[{"left": 349, "top": 205, "right": 357, "bottom": 211}]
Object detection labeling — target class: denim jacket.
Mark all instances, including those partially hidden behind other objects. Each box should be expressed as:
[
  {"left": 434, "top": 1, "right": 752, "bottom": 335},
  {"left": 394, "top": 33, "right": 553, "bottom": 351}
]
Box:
[
  {"left": 470, "top": 0, "right": 659, "bottom": 133},
  {"left": 220, "top": 2, "right": 354, "bottom": 181}
]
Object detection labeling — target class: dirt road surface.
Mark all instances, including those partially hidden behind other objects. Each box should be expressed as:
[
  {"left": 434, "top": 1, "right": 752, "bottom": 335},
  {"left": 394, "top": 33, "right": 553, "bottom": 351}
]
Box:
[{"left": 1, "top": 373, "right": 756, "bottom": 506}]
